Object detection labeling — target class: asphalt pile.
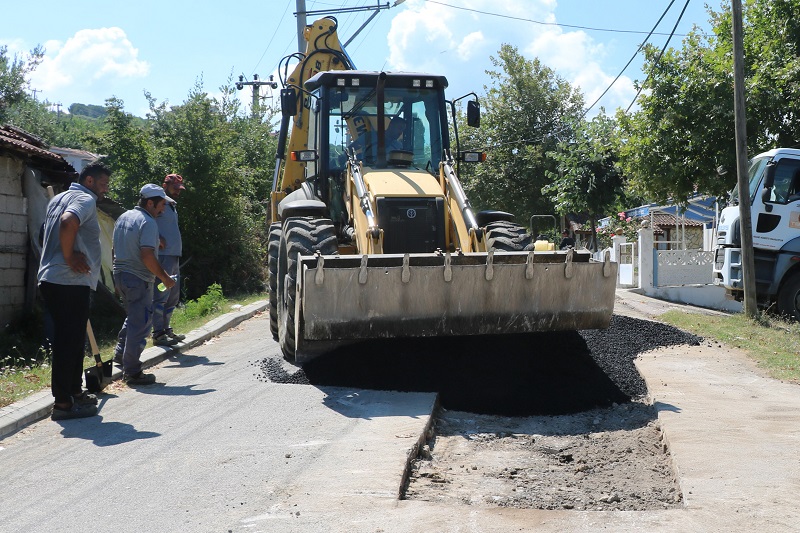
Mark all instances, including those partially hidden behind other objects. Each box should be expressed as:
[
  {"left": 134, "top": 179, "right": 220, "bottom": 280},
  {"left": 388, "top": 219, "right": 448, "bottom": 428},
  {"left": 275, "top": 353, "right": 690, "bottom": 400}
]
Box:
[{"left": 258, "top": 315, "right": 701, "bottom": 416}]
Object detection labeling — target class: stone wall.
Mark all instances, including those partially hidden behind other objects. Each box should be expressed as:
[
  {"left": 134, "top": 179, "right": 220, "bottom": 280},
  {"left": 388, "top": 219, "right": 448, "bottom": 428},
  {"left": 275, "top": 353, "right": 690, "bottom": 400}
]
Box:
[{"left": 0, "top": 156, "right": 28, "bottom": 326}]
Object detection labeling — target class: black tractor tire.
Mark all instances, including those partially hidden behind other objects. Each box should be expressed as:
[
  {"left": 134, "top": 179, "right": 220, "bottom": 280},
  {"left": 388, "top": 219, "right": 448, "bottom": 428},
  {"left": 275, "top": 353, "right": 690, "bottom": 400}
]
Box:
[
  {"left": 485, "top": 220, "right": 532, "bottom": 251},
  {"left": 277, "top": 217, "right": 338, "bottom": 361},
  {"left": 777, "top": 271, "right": 800, "bottom": 321},
  {"left": 267, "top": 222, "right": 282, "bottom": 339}
]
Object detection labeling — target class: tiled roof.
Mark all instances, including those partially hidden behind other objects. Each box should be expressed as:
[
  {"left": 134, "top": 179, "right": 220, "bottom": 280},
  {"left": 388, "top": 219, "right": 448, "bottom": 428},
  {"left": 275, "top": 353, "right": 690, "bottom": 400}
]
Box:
[{"left": 0, "top": 125, "right": 76, "bottom": 175}]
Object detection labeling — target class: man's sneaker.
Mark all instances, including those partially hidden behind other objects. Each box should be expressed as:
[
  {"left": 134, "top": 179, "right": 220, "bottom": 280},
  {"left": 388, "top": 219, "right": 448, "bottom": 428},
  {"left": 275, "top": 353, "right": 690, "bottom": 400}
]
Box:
[
  {"left": 72, "top": 392, "right": 98, "bottom": 406},
  {"left": 166, "top": 330, "right": 186, "bottom": 342},
  {"left": 124, "top": 371, "right": 156, "bottom": 385},
  {"left": 153, "top": 332, "right": 179, "bottom": 347},
  {"left": 52, "top": 402, "right": 97, "bottom": 421}
]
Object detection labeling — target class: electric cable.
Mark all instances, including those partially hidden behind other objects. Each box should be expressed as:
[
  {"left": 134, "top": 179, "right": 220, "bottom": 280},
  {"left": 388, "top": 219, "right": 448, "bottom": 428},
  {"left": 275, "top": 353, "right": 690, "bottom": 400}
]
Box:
[
  {"left": 425, "top": 0, "right": 688, "bottom": 37},
  {"left": 252, "top": 1, "right": 292, "bottom": 74},
  {"left": 581, "top": 0, "right": 679, "bottom": 119},
  {"left": 625, "top": 0, "right": 691, "bottom": 112}
]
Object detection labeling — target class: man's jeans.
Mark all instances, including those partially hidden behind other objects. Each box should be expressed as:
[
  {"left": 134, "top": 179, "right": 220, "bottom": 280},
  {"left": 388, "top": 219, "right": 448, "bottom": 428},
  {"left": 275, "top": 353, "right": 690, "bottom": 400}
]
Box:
[
  {"left": 113, "top": 272, "right": 153, "bottom": 376},
  {"left": 152, "top": 255, "right": 180, "bottom": 335}
]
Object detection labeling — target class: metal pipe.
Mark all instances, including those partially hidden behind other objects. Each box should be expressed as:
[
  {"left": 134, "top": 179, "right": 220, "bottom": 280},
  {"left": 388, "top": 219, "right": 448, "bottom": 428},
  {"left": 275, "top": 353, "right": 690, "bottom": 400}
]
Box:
[{"left": 442, "top": 159, "right": 478, "bottom": 230}]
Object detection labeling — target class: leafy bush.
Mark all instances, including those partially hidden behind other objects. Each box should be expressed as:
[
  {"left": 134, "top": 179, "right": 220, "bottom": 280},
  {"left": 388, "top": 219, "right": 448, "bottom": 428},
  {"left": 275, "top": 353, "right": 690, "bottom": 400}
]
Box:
[{"left": 181, "top": 283, "right": 226, "bottom": 320}]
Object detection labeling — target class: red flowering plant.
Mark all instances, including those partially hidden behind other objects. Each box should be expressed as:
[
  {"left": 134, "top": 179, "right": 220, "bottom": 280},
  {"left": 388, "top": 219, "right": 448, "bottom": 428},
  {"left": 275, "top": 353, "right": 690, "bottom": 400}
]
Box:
[{"left": 595, "top": 212, "right": 641, "bottom": 249}]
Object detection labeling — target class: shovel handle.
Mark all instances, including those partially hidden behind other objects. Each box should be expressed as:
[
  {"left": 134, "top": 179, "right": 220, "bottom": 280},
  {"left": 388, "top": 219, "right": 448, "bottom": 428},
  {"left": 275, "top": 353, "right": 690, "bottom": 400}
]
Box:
[{"left": 86, "top": 320, "right": 102, "bottom": 365}]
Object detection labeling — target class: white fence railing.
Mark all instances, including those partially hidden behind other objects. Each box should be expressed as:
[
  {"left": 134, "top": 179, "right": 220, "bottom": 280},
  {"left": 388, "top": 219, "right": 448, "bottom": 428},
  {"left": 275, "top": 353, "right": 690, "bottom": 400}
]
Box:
[{"left": 654, "top": 245, "right": 714, "bottom": 287}]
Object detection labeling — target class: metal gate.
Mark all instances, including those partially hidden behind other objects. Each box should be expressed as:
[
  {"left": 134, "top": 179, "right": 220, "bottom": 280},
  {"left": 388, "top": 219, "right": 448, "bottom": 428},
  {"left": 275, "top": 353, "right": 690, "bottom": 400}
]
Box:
[{"left": 618, "top": 242, "right": 637, "bottom": 286}]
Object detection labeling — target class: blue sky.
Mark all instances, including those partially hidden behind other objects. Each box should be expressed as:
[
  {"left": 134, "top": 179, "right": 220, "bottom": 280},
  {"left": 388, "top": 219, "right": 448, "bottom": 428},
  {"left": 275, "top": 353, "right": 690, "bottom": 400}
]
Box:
[{"left": 2, "top": 0, "right": 717, "bottom": 118}]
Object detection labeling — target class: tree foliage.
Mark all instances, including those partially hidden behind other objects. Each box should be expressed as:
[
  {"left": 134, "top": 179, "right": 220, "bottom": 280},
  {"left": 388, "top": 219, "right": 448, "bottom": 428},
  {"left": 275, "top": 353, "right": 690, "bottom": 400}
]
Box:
[
  {"left": 0, "top": 45, "right": 42, "bottom": 121},
  {"left": 83, "top": 82, "right": 278, "bottom": 298},
  {"left": 544, "top": 113, "right": 628, "bottom": 249},
  {"left": 618, "top": 0, "right": 800, "bottom": 204},
  {"left": 458, "top": 44, "right": 584, "bottom": 221}
]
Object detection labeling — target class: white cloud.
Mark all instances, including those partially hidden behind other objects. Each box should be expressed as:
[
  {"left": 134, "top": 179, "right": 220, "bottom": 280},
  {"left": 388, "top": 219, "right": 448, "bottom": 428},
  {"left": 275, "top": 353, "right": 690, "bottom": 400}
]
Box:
[
  {"left": 384, "top": 0, "right": 637, "bottom": 113},
  {"left": 29, "top": 28, "right": 149, "bottom": 97}
]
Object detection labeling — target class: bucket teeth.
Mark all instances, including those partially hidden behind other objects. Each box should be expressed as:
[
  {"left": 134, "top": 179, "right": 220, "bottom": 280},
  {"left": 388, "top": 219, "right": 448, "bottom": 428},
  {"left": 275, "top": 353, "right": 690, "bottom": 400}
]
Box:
[
  {"left": 315, "top": 255, "right": 325, "bottom": 285},
  {"left": 603, "top": 250, "right": 612, "bottom": 277},
  {"left": 564, "top": 248, "right": 574, "bottom": 279},
  {"left": 525, "top": 251, "right": 535, "bottom": 280},
  {"left": 444, "top": 252, "right": 452, "bottom": 282},
  {"left": 359, "top": 255, "right": 369, "bottom": 285},
  {"left": 402, "top": 254, "right": 410, "bottom": 283},
  {"left": 485, "top": 250, "right": 494, "bottom": 281}
]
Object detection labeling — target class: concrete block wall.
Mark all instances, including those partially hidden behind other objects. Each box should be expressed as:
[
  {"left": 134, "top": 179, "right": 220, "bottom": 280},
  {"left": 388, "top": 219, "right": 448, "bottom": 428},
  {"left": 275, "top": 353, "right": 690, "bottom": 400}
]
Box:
[{"left": 0, "top": 156, "right": 28, "bottom": 326}]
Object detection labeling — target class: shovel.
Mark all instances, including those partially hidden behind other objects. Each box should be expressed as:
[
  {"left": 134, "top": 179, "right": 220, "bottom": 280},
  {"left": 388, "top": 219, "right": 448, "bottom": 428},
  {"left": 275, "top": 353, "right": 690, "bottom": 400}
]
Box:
[{"left": 84, "top": 320, "right": 112, "bottom": 393}]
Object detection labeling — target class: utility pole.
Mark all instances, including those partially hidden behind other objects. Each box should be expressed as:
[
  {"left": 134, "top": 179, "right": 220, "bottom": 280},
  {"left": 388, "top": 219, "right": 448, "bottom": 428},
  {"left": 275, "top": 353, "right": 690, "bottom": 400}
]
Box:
[
  {"left": 732, "top": 0, "right": 757, "bottom": 318},
  {"left": 294, "top": 1, "right": 402, "bottom": 54},
  {"left": 31, "top": 88, "right": 40, "bottom": 101},
  {"left": 296, "top": 0, "right": 307, "bottom": 54},
  {"left": 236, "top": 74, "right": 278, "bottom": 116}
]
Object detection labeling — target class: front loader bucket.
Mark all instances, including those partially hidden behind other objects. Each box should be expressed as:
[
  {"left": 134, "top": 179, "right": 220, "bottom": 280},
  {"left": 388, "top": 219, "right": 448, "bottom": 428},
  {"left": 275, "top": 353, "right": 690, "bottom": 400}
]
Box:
[{"left": 293, "top": 250, "right": 617, "bottom": 362}]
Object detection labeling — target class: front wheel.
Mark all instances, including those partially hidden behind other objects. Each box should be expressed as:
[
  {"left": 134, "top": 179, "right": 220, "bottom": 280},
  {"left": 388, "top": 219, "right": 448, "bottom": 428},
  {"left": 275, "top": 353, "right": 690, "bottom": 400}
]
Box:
[
  {"left": 277, "top": 217, "right": 338, "bottom": 361},
  {"left": 267, "top": 222, "right": 282, "bottom": 340},
  {"left": 777, "top": 272, "right": 800, "bottom": 321}
]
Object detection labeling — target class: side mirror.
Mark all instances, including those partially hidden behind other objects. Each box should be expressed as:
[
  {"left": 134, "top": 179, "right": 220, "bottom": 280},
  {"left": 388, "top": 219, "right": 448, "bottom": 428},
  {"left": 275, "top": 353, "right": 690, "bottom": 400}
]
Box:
[
  {"left": 281, "top": 89, "right": 297, "bottom": 118},
  {"left": 763, "top": 160, "right": 776, "bottom": 190},
  {"left": 761, "top": 160, "right": 777, "bottom": 205},
  {"left": 467, "top": 100, "right": 480, "bottom": 127}
]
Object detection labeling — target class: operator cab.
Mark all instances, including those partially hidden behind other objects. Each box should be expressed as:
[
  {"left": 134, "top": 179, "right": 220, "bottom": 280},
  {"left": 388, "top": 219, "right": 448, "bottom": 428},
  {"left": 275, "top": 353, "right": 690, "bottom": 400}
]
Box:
[{"left": 304, "top": 71, "right": 450, "bottom": 175}]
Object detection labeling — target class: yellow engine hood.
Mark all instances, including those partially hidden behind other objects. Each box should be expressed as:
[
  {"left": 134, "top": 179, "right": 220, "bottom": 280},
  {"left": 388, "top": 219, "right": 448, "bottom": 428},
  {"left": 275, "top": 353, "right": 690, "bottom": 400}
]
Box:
[{"left": 363, "top": 168, "right": 443, "bottom": 197}]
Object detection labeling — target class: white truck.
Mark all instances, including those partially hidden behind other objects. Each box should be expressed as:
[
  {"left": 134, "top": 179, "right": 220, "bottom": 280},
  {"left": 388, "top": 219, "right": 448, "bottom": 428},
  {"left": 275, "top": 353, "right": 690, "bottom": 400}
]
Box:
[{"left": 713, "top": 148, "right": 800, "bottom": 319}]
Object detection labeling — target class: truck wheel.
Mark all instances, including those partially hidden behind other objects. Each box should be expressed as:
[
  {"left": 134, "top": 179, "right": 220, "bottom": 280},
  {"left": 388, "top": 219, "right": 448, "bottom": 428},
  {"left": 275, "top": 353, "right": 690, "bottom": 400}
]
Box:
[
  {"left": 777, "top": 272, "right": 800, "bottom": 321},
  {"left": 267, "top": 222, "right": 282, "bottom": 340},
  {"left": 485, "top": 221, "right": 532, "bottom": 251},
  {"left": 277, "top": 218, "right": 338, "bottom": 361}
]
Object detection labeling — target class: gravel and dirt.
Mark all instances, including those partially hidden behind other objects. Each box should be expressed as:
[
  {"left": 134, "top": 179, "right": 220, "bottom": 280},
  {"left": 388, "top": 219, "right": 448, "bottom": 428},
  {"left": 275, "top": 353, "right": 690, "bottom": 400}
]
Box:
[{"left": 259, "top": 311, "right": 701, "bottom": 512}]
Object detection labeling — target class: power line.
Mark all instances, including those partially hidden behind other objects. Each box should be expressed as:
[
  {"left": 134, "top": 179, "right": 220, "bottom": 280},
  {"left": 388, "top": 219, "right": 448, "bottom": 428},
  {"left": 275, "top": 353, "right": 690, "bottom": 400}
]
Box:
[
  {"left": 625, "top": 0, "right": 691, "bottom": 112},
  {"left": 581, "top": 0, "right": 679, "bottom": 119},
  {"left": 425, "top": 0, "right": 688, "bottom": 37},
  {"left": 252, "top": 1, "right": 292, "bottom": 73}
]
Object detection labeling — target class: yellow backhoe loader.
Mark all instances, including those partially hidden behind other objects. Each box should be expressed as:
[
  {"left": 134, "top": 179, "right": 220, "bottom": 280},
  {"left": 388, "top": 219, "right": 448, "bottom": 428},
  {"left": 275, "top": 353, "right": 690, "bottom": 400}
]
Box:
[{"left": 268, "top": 17, "right": 617, "bottom": 362}]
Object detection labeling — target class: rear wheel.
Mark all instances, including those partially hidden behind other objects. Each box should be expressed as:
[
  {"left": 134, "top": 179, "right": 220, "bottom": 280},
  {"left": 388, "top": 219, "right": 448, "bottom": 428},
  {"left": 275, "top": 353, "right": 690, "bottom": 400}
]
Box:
[
  {"left": 777, "top": 272, "right": 800, "bottom": 321},
  {"left": 267, "top": 222, "right": 282, "bottom": 339},
  {"left": 485, "top": 221, "right": 532, "bottom": 251},
  {"left": 277, "top": 217, "right": 338, "bottom": 361}
]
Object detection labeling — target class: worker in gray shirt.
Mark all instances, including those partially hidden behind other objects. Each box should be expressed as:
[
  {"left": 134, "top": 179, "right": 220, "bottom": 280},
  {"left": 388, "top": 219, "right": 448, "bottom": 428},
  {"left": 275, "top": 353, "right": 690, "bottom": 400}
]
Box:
[
  {"left": 152, "top": 173, "right": 186, "bottom": 346},
  {"left": 39, "top": 161, "right": 110, "bottom": 420},
  {"left": 112, "top": 184, "right": 175, "bottom": 385}
]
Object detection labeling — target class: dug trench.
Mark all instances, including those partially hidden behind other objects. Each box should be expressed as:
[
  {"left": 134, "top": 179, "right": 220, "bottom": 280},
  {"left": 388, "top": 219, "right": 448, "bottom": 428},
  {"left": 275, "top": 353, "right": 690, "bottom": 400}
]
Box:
[{"left": 257, "top": 315, "right": 701, "bottom": 511}]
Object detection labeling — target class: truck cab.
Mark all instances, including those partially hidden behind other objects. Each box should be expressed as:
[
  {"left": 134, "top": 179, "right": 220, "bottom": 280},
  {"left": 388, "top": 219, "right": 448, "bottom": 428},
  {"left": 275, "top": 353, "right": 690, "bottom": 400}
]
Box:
[{"left": 713, "top": 148, "right": 800, "bottom": 318}]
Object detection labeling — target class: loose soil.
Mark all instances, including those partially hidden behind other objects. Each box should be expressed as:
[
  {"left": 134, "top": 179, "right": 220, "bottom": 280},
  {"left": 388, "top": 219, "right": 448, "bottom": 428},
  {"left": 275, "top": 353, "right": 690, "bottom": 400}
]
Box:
[
  {"left": 258, "top": 315, "right": 700, "bottom": 512},
  {"left": 404, "top": 402, "right": 682, "bottom": 511}
]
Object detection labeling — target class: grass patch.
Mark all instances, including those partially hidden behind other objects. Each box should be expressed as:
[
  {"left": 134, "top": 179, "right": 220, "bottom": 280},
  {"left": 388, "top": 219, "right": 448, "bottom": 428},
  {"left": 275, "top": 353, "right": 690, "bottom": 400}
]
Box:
[
  {"left": 660, "top": 310, "right": 800, "bottom": 382},
  {"left": 0, "top": 288, "right": 266, "bottom": 408}
]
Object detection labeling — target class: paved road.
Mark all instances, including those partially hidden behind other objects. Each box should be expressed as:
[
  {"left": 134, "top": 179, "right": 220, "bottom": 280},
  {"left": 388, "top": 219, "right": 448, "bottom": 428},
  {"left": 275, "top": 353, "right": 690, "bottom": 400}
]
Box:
[{"left": 1, "top": 293, "right": 799, "bottom": 532}]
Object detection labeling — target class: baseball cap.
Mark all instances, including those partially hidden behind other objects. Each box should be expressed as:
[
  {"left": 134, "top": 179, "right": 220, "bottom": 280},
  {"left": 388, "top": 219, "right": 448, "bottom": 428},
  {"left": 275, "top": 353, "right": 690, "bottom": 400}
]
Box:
[
  {"left": 140, "top": 183, "right": 167, "bottom": 199},
  {"left": 163, "top": 173, "right": 186, "bottom": 190}
]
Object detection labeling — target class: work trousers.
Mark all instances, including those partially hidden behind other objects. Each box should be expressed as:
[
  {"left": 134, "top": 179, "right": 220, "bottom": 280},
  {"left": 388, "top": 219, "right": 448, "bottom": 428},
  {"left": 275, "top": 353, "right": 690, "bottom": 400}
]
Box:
[
  {"left": 152, "top": 255, "right": 180, "bottom": 335},
  {"left": 113, "top": 272, "right": 154, "bottom": 376},
  {"left": 39, "top": 282, "right": 90, "bottom": 404}
]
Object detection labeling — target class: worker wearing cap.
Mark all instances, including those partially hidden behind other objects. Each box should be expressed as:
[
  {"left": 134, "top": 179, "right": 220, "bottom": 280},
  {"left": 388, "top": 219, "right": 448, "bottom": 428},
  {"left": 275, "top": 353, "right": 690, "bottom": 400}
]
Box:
[
  {"left": 112, "top": 184, "right": 175, "bottom": 385},
  {"left": 152, "top": 173, "right": 186, "bottom": 346}
]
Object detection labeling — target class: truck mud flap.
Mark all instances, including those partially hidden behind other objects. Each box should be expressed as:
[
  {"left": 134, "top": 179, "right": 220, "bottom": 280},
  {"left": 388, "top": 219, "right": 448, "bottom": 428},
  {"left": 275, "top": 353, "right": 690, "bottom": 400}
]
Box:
[{"left": 295, "top": 250, "right": 617, "bottom": 358}]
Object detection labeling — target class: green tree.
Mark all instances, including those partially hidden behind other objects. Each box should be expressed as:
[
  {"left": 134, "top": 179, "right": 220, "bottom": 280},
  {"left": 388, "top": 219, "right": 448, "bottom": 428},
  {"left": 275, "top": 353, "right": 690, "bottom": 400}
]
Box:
[
  {"left": 88, "top": 97, "right": 157, "bottom": 208},
  {"left": 0, "top": 45, "right": 43, "bottom": 121},
  {"left": 544, "top": 113, "right": 627, "bottom": 250},
  {"left": 458, "top": 44, "right": 585, "bottom": 222},
  {"left": 618, "top": 0, "right": 800, "bottom": 204}
]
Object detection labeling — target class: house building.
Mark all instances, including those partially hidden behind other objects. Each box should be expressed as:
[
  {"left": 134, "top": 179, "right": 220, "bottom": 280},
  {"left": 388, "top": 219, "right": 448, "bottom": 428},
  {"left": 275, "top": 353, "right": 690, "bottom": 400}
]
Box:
[{"left": 0, "top": 125, "right": 76, "bottom": 326}]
